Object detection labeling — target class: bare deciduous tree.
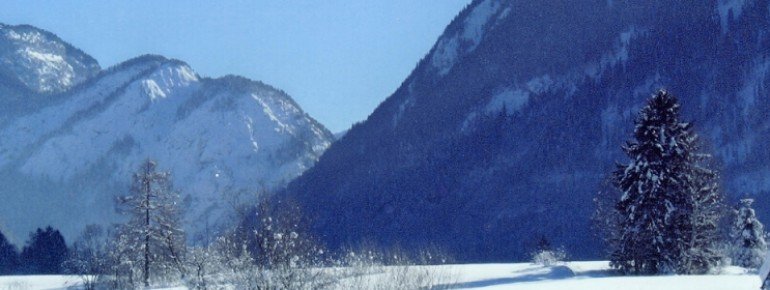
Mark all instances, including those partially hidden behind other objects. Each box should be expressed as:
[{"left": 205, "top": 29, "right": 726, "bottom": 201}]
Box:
[{"left": 113, "top": 159, "right": 186, "bottom": 288}]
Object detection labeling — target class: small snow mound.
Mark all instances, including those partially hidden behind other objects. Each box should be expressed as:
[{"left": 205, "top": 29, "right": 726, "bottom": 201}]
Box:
[{"left": 549, "top": 265, "right": 577, "bottom": 279}]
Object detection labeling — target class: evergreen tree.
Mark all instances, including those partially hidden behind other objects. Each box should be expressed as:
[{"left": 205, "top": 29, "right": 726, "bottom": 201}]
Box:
[
  {"left": 609, "top": 90, "right": 723, "bottom": 274},
  {"left": 0, "top": 230, "right": 19, "bottom": 274},
  {"left": 731, "top": 198, "right": 767, "bottom": 269},
  {"left": 116, "top": 160, "right": 185, "bottom": 287},
  {"left": 20, "top": 226, "right": 68, "bottom": 274}
]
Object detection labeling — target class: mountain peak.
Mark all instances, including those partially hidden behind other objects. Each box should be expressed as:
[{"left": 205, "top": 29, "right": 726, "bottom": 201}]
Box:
[{"left": 0, "top": 23, "right": 100, "bottom": 94}]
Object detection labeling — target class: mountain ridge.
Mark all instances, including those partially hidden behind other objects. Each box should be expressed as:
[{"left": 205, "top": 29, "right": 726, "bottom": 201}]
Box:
[{"left": 0, "top": 25, "right": 334, "bottom": 244}]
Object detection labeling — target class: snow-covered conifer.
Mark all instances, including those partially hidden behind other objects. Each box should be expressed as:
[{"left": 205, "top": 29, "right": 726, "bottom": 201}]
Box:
[
  {"left": 731, "top": 198, "right": 767, "bottom": 269},
  {"left": 610, "top": 90, "right": 723, "bottom": 274}
]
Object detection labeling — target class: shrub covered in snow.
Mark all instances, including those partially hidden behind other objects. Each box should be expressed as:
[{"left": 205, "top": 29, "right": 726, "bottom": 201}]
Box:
[
  {"left": 531, "top": 249, "right": 567, "bottom": 267},
  {"left": 334, "top": 245, "right": 456, "bottom": 290}
]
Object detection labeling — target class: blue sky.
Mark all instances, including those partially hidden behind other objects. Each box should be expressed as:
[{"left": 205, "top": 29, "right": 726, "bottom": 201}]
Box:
[{"left": 0, "top": 1, "right": 471, "bottom": 132}]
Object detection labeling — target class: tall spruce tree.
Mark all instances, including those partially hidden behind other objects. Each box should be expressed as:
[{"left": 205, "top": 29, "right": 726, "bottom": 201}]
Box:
[
  {"left": 117, "top": 160, "right": 185, "bottom": 287},
  {"left": 610, "top": 90, "right": 723, "bottom": 274},
  {"left": 731, "top": 198, "right": 767, "bottom": 269}
]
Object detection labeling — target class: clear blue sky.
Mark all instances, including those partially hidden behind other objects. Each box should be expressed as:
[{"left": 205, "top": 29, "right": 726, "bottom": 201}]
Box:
[{"left": 0, "top": 1, "right": 471, "bottom": 132}]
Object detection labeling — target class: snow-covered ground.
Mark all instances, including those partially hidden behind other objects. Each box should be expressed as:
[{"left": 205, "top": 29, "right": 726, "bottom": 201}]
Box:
[
  {"left": 435, "top": 262, "right": 760, "bottom": 290},
  {"left": 0, "top": 261, "right": 761, "bottom": 289},
  {"left": 0, "top": 275, "right": 82, "bottom": 290}
]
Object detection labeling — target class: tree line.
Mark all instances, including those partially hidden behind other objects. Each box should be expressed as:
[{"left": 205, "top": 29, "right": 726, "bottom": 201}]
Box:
[
  {"left": 0, "top": 159, "right": 453, "bottom": 289},
  {"left": 0, "top": 226, "right": 68, "bottom": 275}
]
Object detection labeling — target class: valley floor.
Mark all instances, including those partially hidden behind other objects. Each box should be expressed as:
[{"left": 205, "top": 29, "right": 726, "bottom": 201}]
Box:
[{"left": 0, "top": 261, "right": 761, "bottom": 289}]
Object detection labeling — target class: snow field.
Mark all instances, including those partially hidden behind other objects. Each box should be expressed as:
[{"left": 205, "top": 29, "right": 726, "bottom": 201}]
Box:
[
  {"left": 437, "top": 262, "right": 760, "bottom": 290},
  {"left": 0, "top": 275, "right": 82, "bottom": 290},
  {"left": 0, "top": 262, "right": 760, "bottom": 289}
]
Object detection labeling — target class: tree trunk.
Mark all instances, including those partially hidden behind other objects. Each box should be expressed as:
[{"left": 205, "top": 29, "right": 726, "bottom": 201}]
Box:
[{"left": 144, "top": 164, "right": 151, "bottom": 288}]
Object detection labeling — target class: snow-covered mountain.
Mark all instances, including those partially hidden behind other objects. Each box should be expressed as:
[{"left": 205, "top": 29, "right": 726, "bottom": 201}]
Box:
[
  {"left": 0, "top": 23, "right": 99, "bottom": 95},
  {"left": 0, "top": 23, "right": 101, "bottom": 123},
  {"left": 0, "top": 25, "right": 333, "bottom": 243},
  {"left": 284, "top": 0, "right": 770, "bottom": 261}
]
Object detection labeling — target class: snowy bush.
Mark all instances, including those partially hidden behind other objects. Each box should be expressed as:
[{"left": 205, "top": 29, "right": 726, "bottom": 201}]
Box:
[
  {"left": 181, "top": 199, "right": 339, "bottom": 290},
  {"left": 334, "top": 246, "right": 456, "bottom": 289},
  {"left": 182, "top": 246, "right": 222, "bottom": 290},
  {"left": 531, "top": 248, "right": 567, "bottom": 267}
]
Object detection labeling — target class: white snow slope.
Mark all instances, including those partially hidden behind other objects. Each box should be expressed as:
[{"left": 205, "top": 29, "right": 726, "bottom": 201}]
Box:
[
  {"left": 0, "top": 261, "right": 760, "bottom": 290},
  {"left": 0, "top": 54, "right": 333, "bottom": 244}
]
